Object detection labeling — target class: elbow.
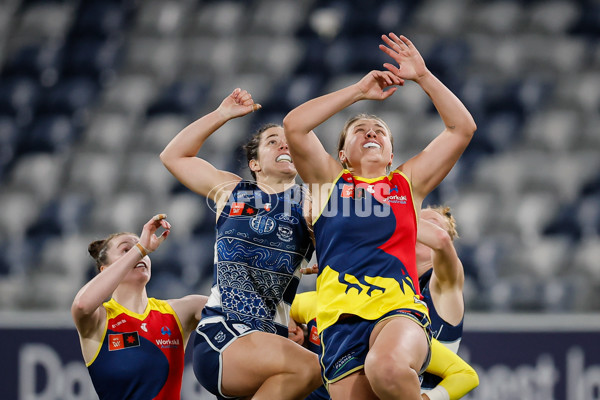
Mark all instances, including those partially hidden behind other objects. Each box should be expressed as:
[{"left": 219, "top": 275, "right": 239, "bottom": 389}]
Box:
[
  {"left": 464, "top": 118, "right": 477, "bottom": 139},
  {"left": 71, "top": 297, "right": 94, "bottom": 319},
  {"left": 159, "top": 149, "right": 178, "bottom": 171},
  {"left": 431, "top": 229, "right": 452, "bottom": 251},
  {"left": 159, "top": 150, "right": 170, "bottom": 167},
  {"left": 467, "top": 366, "right": 480, "bottom": 392},
  {"left": 282, "top": 115, "right": 293, "bottom": 136},
  {"left": 282, "top": 114, "right": 300, "bottom": 138}
]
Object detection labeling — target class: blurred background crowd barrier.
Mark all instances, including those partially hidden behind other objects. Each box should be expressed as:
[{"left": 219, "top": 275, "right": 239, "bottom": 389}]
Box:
[{"left": 0, "top": 0, "right": 599, "bottom": 398}]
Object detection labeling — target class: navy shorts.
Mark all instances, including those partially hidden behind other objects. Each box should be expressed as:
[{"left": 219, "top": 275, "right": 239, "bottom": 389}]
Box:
[
  {"left": 320, "top": 309, "right": 432, "bottom": 388},
  {"left": 192, "top": 319, "right": 256, "bottom": 400}
]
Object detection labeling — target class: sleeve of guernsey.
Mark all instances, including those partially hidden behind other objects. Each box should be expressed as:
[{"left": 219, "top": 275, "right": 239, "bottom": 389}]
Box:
[
  {"left": 290, "top": 291, "right": 318, "bottom": 324},
  {"left": 424, "top": 339, "right": 479, "bottom": 400}
]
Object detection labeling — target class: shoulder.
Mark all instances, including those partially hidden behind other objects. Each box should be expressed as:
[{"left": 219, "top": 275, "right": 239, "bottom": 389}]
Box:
[{"left": 168, "top": 295, "right": 208, "bottom": 319}]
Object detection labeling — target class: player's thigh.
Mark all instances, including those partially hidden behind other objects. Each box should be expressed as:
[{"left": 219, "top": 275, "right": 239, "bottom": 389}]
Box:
[
  {"left": 221, "top": 331, "right": 318, "bottom": 394},
  {"left": 368, "top": 316, "right": 429, "bottom": 372},
  {"left": 328, "top": 370, "right": 378, "bottom": 400}
]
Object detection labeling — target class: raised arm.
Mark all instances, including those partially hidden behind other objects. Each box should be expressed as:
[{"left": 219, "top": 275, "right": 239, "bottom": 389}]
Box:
[
  {"left": 379, "top": 33, "right": 476, "bottom": 202},
  {"left": 71, "top": 214, "right": 170, "bottom": 337},
  {"left": 417, "top": 217, "right": 464, "bottom": 326},
  {"left": 169, "top": 294, "right": 208, "bottom": 345},
  {"left": 417, "top": 218, "right": 464, "bottom": 290},
  {"left": 160, "top": 88, "right": 260, "bottom": 202},
  {"left": 423, "top": 339, "right": 479, "bottom": 400},
  {"left": 283, "top": 71, "right": 403, "bottom": 185}
]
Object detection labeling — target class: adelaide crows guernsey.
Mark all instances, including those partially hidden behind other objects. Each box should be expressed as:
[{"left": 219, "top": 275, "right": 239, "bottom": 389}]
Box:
[
  {"left": 201, "top": 180, "right": 314, "bottom": 337},
  {"left": 314, "top": 169, "right": 428, "bottom": 332},
  {"left": 87, "top": 298, "right": 185, "bottom": 400}
]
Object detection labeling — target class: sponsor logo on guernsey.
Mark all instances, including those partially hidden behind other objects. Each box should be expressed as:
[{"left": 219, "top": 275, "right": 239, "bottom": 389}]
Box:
[
  {"left": 140, "top": 323, "right": 148, "bottom": 332},
  {"left": 156, "top": 338, "right": 181, "bottom": 348},
  {"left": 249, "top": 215, "right": 276, "bottom": 234},
  {"left": 232, "top": 323, "right": 251, "bottom": 335},
  {"left": 109, "top": 332, "right": 140, "bottom": 351},
  {"left": 341, "top": 184, "right": 354, "bottom": 198},
  {"left": 111, "top": 319, "right": 127, "bottom": 329},
  {"left": 156, "top": 326, "right": 180, "bottom": 348},
  {"left": 264, "top": 203, "right": 271, "bottom": 212},
  {"left": 333, "top": 352, "right": 357, "bottom": 377},
  {"left": 274, "top": 213, "right": 299, "bottom": 225},
  {"left": 236, "top": 190, "right": 254, "bottom": 200},
  {"left": 309, "top": 325, "right": 320, "bottom": 346},
  {"left": 386, "top": 194, "right": 407, "bottom": 204},
  {"left": 229, "top": 202, "right": 258, "bottom": 217}
]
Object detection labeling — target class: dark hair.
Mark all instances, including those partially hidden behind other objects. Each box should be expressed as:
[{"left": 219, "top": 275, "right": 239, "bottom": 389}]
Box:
[
  {"left": 88, "top": 232, "right": 136, "bottom": 272},
  {"left": 337, "top": 113, "right": 393, "bottom": 169},
  {"left": 242, "top": 123, "right": 281, "bottom": 180}
]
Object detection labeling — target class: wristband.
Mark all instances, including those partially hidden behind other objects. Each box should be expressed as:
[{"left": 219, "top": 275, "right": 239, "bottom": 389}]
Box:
[
  {"left": 135, "top": 243, "right": 149, "bottom": 258},
  {"left": 423, "top": 386, "right": 450, "bottom": 400}
]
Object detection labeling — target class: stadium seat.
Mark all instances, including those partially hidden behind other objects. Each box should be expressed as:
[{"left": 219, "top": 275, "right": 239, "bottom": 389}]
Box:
[
  {"left": 138, "top": 113, "right": 188, "bottom": 153},
  {"left": 0, "top": 76, "right": 41, "bottom": 121},
  {"left": 99, "top": 73, "right": 160, "bottom": 115},
  {"left": 67, "top": 152, "right": 121, "bottom": 197},
  {"left": 0, "top": 191, "right": 42, "bottom": 240},
  {"left": 133, "top": 0, "right": 190, "bottom": 37},
  {"left": 18, "top": 113, "right": 77, "bottom": 154},
  {"left": 37, "top": 76, "right": 99, "bottom": 117},
  {"left": 81, "top": 111, "right": 137, "bottom": 153},
  {"left": 68, "top": 0, "right": 131, "bottom": 40},
  {"left": 0, "top": 115, "right": 19, "bottom": 179},
  {"left": 5, "top": 153, "right": 65, "bottom": 203},
  {"left": 146, "top": 79, "right": 210, "bottom": 116},
  {"left": 120, "top": 151, "right": 178, "bottom": 196},
  {"left": 12, "top": 1, "right": 74, "bottom": 44}
]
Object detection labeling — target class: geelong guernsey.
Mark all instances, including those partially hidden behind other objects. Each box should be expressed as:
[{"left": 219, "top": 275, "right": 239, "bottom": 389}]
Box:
[
  {"left": 201, "top": 180, "right": 314, "bottom": 337},
  {"left": 87, "top": 298, "right": 185, "bottom": 400},
  {"left": 314, "top": 169, "right": 428, "bottom": 332}
]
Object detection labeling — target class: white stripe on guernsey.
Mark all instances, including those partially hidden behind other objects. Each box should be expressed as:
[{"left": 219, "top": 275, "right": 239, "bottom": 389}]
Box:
[{"left": 422, "top": 386, "right": 450, "bottom": 400}]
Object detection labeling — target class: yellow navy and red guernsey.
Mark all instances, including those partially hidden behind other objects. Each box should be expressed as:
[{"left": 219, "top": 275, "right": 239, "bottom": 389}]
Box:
[
  {"left": 314, "top": 169, "right": 428, "bottom": 332},
  {"left": 87, "top": 298, "right": 185, "bottom": 400}
]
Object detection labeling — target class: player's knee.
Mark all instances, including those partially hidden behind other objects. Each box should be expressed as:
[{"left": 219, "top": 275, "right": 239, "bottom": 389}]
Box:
[
  {"left": 365, "top": 353, "right": 416, "bottom": 394},
  {"left": 285, "top": 350, "right": 320, "bottom": 382},
  {"left": 299, "top": 352, "right": 323, "bottom": 390}
]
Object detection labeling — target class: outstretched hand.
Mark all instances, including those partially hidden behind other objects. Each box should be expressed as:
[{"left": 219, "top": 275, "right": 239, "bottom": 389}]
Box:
[
  {"left": 379, "top": 33, "right": 428, "bottom": 82},
  {"left": 138, "top": 214, "right": 171, "bottom": 253},
  {"left": 217, "top": 88, "right": 262, "bottom": 120},
  {"left": 300, "top": 263, "right": 319, "bottom": 275},
  {"left": 356, "top": 70, "right": 404, "bottom": 101}
]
